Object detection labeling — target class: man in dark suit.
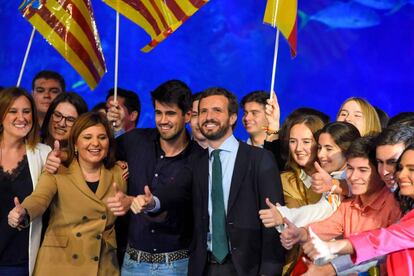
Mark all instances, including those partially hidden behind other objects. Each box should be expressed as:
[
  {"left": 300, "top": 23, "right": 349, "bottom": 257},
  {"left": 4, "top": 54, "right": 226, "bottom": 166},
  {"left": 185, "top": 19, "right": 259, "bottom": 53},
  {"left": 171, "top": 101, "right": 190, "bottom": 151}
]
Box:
[{"left": 133, "top": 87, "right": 285, "bottom": 276}]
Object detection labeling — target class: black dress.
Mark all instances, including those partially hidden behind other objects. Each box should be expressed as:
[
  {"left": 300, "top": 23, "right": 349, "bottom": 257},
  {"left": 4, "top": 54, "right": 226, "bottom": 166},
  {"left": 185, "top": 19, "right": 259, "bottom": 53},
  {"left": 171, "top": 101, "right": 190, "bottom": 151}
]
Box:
[{"left": 0, "top": 156, "right": 32, "bottom": 271}]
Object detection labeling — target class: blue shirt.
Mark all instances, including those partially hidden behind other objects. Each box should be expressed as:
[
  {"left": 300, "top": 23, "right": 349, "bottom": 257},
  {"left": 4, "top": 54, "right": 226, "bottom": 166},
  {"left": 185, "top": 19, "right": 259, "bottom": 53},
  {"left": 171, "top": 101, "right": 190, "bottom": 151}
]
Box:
[{"left": 207, "top": 134, "right": 239, "bottom": 250}]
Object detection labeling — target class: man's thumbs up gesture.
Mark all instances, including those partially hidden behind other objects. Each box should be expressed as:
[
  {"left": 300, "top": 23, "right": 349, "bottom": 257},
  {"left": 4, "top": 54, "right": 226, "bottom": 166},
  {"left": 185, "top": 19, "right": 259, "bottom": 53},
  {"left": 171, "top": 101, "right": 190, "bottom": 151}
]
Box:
[{"left": 131, "top": 186, "right": 156, "bottom": 214}]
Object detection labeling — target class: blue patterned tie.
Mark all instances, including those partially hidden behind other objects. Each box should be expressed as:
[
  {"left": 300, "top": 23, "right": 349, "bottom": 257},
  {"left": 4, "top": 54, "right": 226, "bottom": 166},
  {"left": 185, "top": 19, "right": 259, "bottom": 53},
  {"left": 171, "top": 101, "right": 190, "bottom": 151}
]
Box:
[{"left": 211, "top": 149, "right": 229, "bottom": 263}]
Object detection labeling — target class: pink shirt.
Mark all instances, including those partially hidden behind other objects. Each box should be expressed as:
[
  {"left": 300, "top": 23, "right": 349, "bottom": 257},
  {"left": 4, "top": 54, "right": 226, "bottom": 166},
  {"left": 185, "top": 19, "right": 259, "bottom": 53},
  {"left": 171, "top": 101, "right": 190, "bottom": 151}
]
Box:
[
  {"left": 309, "top": 186, "right": 401, "bottom": 241},
  {"left": 349, "top": 209, "right": 414, "bottom": 276}
]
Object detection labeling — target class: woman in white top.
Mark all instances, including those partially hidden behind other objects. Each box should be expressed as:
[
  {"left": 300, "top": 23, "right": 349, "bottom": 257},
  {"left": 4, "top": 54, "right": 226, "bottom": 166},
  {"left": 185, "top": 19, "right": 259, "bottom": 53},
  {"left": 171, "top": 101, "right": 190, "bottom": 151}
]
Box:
[
  {"left": 0, "top": 87, "right": 50, "bottom": 276},
  {"left": 260, "top": 122, "right": 360, "bottom": 228}
]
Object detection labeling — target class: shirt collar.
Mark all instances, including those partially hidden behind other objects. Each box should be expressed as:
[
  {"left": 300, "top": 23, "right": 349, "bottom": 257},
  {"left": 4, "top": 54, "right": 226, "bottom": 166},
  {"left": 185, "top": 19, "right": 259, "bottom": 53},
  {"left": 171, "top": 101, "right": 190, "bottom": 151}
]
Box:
[
  {"left": 208, "top": 135, "right": 239, "bottom": 159},
  {"left": 330, "top": 170, "right": 346, "bottom": 180},
  {"left": 351, "top": 185, "right": 390, "bottom": 211},
  {"left": 154, "top": 130, "right": 193, "bottom": 158},
  {"left": 246, "top": 137, "right": 263, "bottom": 148},
  {"left": 299, "top": 169, "right": 312, "bottom": 189}
]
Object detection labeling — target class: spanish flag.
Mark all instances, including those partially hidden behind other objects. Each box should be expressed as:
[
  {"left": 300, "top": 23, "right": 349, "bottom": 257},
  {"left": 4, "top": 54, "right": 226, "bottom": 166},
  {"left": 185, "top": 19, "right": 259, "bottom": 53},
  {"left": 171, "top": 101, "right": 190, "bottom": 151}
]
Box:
[
  {"left": 19, "top": 0, "right": 106, "bottom": 89},
  {"left": 102, "top": 0, "right": 209, "bottom": 52},
  {"left": 264, "top": 0, "right": 297, "bottom": 57}
]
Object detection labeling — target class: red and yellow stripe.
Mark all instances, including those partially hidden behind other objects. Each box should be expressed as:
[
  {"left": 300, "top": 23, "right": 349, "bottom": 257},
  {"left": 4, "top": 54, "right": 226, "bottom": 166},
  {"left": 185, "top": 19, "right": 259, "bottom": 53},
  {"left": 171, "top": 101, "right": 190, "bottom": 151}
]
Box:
[
  {"left": 102, "top": 0, "right": 209, "bottom": 52},
  {"left": 264, "top": 0, "right": 297, "bottom": 57},
  {"left": 20, "top": 0, "right": 106, "bottom": 89}
]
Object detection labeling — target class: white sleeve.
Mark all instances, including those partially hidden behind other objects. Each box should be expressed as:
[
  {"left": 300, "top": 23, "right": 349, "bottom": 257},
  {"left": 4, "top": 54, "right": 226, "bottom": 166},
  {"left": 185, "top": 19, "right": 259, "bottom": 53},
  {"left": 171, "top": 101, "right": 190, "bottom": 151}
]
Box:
[{"left": 277, "top": 193, "right": 340, "bottom": 227}]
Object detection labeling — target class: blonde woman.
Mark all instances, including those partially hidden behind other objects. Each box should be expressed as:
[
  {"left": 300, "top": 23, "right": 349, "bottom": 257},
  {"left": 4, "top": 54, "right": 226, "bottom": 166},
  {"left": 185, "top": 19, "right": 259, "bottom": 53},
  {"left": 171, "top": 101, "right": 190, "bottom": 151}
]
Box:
[{"left": 337, "top": 97, "right": 381, "bottom": 136}]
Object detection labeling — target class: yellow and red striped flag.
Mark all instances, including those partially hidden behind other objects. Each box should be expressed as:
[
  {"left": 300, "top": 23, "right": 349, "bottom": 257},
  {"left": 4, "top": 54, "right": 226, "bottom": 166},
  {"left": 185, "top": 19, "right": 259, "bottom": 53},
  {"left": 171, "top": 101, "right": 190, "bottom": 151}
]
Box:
[
  {"left": 102, "top": 0, "right": 209, "bottom": 52},
  {"left": 19, "top": 0, "right": 106, "bottom": 89},
  {"left": 263, "top": 0, "right": 297, "bottom": 57}
]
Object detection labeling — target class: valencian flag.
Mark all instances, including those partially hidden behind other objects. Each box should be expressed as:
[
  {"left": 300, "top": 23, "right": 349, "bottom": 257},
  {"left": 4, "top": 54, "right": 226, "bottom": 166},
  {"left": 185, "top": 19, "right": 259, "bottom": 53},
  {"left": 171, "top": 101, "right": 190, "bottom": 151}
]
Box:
[
  {"left": 102, "top": 0, "right": 209, "bottom": 52},
  {"left": 264, "top": 0, "right": 297, "bottom": 57},
  {"left": 19, "top": 0, "right": 106, "bottom": 89}
]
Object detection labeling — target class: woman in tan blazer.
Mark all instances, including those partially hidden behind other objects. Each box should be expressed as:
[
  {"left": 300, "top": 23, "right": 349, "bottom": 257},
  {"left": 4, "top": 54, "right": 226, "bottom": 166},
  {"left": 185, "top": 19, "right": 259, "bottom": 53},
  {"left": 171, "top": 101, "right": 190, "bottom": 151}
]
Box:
[
  {"left": 8, "top": 112, "right": 127, "bottom": 276},
  {"left": 280, "top": 113, "right": 325, "bottom": 275}
]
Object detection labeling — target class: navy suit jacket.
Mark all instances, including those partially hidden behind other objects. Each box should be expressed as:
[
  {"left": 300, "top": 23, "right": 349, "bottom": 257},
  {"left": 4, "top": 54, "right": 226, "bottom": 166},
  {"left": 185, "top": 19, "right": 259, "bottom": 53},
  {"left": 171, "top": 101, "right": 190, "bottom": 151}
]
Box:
[{"left": 157, "top": 141, "right": 285, "bottom": 276}]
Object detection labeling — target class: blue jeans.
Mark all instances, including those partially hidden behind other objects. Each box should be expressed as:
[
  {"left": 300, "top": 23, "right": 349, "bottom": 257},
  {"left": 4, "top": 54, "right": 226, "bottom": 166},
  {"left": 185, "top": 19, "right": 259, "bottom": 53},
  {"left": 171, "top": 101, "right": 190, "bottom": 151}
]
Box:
[
  {"left": 0, "top": 264, "right": 28, "bottom": 276},
  {"left": 121, "top": 253, "right": 188, "bottom": 276}
]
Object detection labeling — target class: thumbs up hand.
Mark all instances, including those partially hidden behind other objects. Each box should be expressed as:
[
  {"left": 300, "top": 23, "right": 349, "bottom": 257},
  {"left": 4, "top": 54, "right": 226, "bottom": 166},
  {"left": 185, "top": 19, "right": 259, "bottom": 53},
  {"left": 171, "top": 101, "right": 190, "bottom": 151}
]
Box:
[
  {"left": 311, "top": 161, "right": 334, "bottom": 194},
  {"left": 302, "top": 227, "right": 335, "bottom": 264},
  {"left": 280, "top": 218, "right": 299, "bottom": 249},
  {"left": 106, "top": 182, "right": 132, "bottom": 216},
  {"left": 44, "top": 140, "right": 62, "bottom": 174},
  {"left": 259, "top": 198, "right": 284, "bottom": 227},
  {"left": 280, "top": 218, "right": 307, "bottom": 250},
  {"left": 131, "top": 185, "right": 155, "bottom": 214},
  {"left": 8, "top": 197, "right": 27, "bottom": 228}
]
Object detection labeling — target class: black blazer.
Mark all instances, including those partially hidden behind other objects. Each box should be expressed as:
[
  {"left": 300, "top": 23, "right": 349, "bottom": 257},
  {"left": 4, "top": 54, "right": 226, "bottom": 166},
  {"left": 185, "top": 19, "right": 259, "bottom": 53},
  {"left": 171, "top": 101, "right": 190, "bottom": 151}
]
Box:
[{"left": 157, "top": 141, "right": 285, "bottom": 276}]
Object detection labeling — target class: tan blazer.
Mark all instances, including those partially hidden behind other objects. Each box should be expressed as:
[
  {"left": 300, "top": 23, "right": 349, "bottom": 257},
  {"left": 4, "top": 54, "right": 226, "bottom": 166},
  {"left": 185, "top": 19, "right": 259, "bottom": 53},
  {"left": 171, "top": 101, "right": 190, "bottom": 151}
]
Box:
[
  {"left": 280, "top": 170, "right": 321, "bottom": 275},
  {"left": 22, "top": 160, "right": 126, "bottom": 276},
  {"left": 281, "top": 170, "right": 321, "bottom": 208}
]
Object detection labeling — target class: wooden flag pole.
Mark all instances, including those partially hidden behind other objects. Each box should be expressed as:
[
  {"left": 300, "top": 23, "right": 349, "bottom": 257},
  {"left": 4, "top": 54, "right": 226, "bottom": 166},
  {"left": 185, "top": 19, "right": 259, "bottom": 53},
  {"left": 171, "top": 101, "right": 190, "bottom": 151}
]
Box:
[
  {"left": 17, "top": 27, "right": 36, "bottom": 87},
  {"left": 269, "top": 0, "right": 281, "bottom": 100}
]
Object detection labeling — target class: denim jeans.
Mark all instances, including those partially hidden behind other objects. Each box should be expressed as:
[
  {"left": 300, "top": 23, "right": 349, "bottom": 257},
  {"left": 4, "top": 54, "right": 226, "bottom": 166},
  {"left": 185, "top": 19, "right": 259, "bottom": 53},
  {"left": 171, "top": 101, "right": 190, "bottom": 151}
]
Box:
[
  {"left": 0, "top": 264, "right": 28, "bottom": 276},
  {"left": 121, "top": 252, "right": 188, "bottom": 276}
]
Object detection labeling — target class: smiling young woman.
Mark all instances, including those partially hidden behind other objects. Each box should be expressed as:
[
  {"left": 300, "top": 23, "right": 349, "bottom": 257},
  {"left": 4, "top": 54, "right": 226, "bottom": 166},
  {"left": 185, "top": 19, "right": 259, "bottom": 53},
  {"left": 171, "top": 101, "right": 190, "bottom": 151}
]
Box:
[
  {"left": 336, "top": 97, "right": 381, "bottom": 137},
  {"left": 260, "top": 122, "right": 361, "bottom": 231},
  {"left": 282, "top": 114, "right": 325, "bottom": 208},
  {"left": 40, "top": 92, "right": 88, "bottom": 151}
]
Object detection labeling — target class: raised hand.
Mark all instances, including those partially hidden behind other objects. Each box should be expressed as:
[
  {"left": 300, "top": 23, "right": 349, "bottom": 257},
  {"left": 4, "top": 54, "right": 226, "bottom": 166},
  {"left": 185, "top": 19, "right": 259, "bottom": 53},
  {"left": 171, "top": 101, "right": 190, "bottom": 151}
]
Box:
[
  {"left": 280, "top": 218, "right": 305, "bottom": 250},
  {"left": 259, "top": 198, "right": 284, "bottom": 227},
  {"left": 106, "top": 182, "right": 132, "bottom": 216},
  {"left": 130, "top": 185, "right": 155, "bottom": 214},
  {"left": 302, "top": 227, "right": 336, "bottom": 264},
  {"left": 311, "top": 161, "right": 333, "bottom": 194},
  {"left": 106, "top": 100, "right": 125, "bottom": 131},
  {"left": 8, "top": 197, "right": 27, "bottom": 228},
  {"left": 264, "top": 91, "right": 280, "bottom": 134},
  {"left": 44, "top": 140, "right": 61, "bottom": 174}
]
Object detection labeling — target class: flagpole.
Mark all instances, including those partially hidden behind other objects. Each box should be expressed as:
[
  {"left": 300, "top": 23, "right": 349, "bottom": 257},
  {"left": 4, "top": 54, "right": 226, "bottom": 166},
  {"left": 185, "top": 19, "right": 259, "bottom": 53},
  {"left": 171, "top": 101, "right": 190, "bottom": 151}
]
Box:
[
  {"left": 17, "top": 27, "right": 36, "bottom": 87},
  {"left": 269, "top": 0, "right": 281, "bottom": 101},
  {"left": 114, "top": 11, "right": 120, "bottom": 102}
]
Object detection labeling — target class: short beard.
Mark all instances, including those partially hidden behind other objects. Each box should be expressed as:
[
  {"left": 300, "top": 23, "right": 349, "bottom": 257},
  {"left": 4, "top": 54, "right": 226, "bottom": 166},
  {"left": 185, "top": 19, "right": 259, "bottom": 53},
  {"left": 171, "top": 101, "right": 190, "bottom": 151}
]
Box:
[{"left": 200, "top": 122, "right": 230, "bottom": 141}]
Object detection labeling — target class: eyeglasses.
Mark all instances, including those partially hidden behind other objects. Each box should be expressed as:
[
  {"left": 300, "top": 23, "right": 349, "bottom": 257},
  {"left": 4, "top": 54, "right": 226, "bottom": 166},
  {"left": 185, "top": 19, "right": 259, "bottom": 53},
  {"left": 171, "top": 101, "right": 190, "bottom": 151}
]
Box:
[{"left": 52, "top": 111, "right": 77, "bottom": 126}]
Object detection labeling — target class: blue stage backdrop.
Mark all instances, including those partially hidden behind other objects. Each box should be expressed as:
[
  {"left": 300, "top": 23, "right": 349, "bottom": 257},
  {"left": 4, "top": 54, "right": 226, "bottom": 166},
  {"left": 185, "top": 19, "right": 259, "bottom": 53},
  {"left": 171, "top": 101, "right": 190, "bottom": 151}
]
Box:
[{"left": 1, "top": 1, "right": 413, "bottom": 140}]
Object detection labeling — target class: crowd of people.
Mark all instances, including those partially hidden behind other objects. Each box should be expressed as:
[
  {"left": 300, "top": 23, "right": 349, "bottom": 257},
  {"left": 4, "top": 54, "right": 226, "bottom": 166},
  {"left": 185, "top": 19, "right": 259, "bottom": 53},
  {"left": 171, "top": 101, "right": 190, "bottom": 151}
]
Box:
[{"left": 1, "top": 70, "right": 414, "bottom": 276}]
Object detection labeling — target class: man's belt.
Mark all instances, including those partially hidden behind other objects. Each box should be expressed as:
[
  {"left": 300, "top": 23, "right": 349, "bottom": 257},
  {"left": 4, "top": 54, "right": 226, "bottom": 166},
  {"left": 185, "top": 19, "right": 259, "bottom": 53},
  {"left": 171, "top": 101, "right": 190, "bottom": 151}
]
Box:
[{"left": 126, "top": 245, "right": 189, "bottom": 264}]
